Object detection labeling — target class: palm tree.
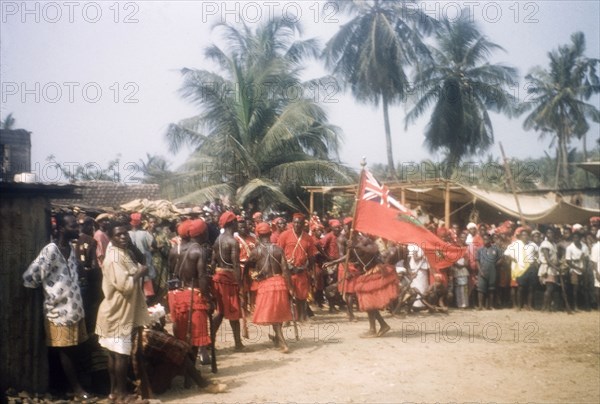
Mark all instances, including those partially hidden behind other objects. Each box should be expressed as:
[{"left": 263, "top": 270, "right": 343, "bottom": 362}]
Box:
[
  {"left": 165, "top": 18, "right": 354, "bottom": 208},
  {"left": 0, "top": 113, "right": 16, "bottom": 130},
  {"left": 323, "top": 0, "right": 437, "bottom": 178},
  {"left": 522, "top": 32, "right": 600, "bottom": 188},
  {"left": 405, "top": 15, "right": 518, "bottom": 167},
  {"left": 139, "top": 153, "right": 172, "bottom": 185}
]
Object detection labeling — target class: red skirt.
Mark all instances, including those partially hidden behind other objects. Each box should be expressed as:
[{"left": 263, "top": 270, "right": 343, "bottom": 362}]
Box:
[
  {"left": 291, "top": 271, "right": 310, "bottom": 300},
  {"left": 498, "top": 261, "right": 511, "bottom": 288},
  {"left": 213, "top": 270, "right": 241, "bottom": 320},
  {"left": 354, "top": 264, "right": 399, "bottom": 311},
  {"left": 167, "top": 289, "right": 211, "bottom": 347},
  {"left": 252, "top": 276, "right": 292, "bottom": 325},
  {"left": 314, "top": 264, "right": 324, "bottom": 291},
  {"left": 338, "top": 263, "right": 360, "bottom": 294}
]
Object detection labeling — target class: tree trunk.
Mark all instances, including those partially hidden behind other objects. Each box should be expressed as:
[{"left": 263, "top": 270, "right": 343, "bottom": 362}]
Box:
[
  {"left": 557, "top": 106, "right": 570, "bottom": 189},
  {"left": 554, "top": 146, "right": 560, "bottom": 190},
  {"left": 582, "top": 132, "right": 590, "bottom": 187},
  {"left": 382, "top": 95, "right": 395, "bottom": 178},
  {"left": 559, "top": 134, "right": 569, "bottom": 189}
]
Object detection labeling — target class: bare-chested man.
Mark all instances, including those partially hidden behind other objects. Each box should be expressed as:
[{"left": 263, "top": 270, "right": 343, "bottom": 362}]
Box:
[
  {"left": 246, "top": 222, "right": 294, "bottom": 353},
  {"left": 351, "top": 234, "right": 398, "bottom": 338},
  {"left": 167, "top": 219, "right": 212, "bottom": 387},
  {"left": 235, "top": 217, "right": 258, "bottom": 310},
  {"left": 211, "top": 211, "right": 245, "bottom": 350}
]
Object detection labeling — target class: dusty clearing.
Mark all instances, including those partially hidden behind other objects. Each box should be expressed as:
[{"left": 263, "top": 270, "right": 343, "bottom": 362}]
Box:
[{"left": 159, "top": 309, "right": 600, "bottom": 403}]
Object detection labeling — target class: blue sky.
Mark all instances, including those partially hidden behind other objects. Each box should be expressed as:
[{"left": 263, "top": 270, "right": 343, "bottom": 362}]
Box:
[{"left": 1, "top": 1, "right": 599, "bottom": 182}]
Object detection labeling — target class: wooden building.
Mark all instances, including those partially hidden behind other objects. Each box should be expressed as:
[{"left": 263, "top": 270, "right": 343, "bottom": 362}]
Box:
[{"left": 0, "top": 182, "right": 77, "bottom": 394}]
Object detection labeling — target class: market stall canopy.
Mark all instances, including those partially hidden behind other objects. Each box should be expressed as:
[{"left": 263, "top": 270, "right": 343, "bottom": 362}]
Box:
[
  {"left": 461, "top": 186, "right": 598, "bottom": 224},
  {"left": 303, "top": 180, "right": 599, "bottom": 225},
  {"left": 573, "top": 162, "right": 600, "bottom": 178}
]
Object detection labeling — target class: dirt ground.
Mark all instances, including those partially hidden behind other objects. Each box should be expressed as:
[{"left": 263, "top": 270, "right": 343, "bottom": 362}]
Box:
[{"left": 157, "top": 307, "right": 600, "bottom": 403}]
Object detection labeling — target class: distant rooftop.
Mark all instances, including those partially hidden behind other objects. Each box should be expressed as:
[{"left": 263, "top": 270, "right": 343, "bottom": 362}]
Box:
[{"left": 52, "top": 180, "right": 160, "bottom": 210}]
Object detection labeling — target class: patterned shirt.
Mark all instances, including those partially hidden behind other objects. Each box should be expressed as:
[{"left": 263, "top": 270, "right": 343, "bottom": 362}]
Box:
[{"left": 23, "top": 243, "right": 84, "bottom": 326}]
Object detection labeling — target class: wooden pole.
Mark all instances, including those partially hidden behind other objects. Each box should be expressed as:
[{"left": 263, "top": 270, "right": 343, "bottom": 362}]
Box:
[
  {"left": 400, "top": 188, "right": 406, "bottom": 205},
  {"left": 341, "top": 157, "right": 367, "bottom": 298},
  {"left": 499, "top": 142, "right": 526, "bottom": 224},
  {"left": 309, "top": 191, "right": 314, "bottom": 216},
  {"left": 444, "top": 181, "right": 450, "bottom": 229},
  {"left": 296, "top": 196, "right": 310, "bottom": 215}
]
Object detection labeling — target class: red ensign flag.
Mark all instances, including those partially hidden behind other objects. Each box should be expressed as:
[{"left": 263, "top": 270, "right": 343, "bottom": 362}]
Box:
[{"left": 354, "top": 169, "right": 465, "bottom": 270}]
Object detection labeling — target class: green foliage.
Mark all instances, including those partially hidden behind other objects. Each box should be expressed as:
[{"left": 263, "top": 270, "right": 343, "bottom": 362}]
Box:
[
  {"left": 139, "top": 153, "right": 172, "bottom": 185},
  {"left": 406, "top": 14, "right": 519, "bottom": 165},
  {"left": 324, "top": 0, "right": 437, "bottom": 175},
  {"left": 45, "top": 154, "right": 124, "bottom": 183},
  {"left": 388, "top": 146, "right": 599, "bottom": 191},
  {"left": 0, "top": 113, "right": 16, "bottom": 130},
  {"left": 522, "top": 32, "right": 600, "bottom": 188},
  {"left": 165, "top": 18, "right": 355, "bottom": 209}
]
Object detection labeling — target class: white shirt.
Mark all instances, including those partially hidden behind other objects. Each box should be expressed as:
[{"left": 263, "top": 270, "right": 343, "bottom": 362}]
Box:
[
  {"left": 466, "top": 233, "right": 474, "bottom": 245},
  {"left": 504, "top": 239, "right": 538, "bottom": 266},
  {"left": 590, "top": 241, "right": 600, "bottom": 264},
  {"left": 539, "top": 238, "right": 558, "bottom": 277},
  {"left": 590, "top": 241, "right": 600, "bottom": 288},
  {"left": 23, "top": 243, "right": 85, "bottom": 325},
  {"left": 566, "top": 242, "right": 590, "bottom": 275},
  {"left": 539, "top": 238, "right": 557, "bottom": 265},
  {"left": 565, "top": 242, "right": 589, "bottom": 264}
]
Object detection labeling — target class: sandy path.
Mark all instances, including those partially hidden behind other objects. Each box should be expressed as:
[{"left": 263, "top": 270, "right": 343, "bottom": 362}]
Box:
[{"left": 158, "top": 308, "right": 600, "bottom": 403}]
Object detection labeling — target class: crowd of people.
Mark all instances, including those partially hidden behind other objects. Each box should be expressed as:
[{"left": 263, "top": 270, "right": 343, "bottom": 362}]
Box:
[{"left": 21, "top": 199, "right": 600, "bottom": 402}]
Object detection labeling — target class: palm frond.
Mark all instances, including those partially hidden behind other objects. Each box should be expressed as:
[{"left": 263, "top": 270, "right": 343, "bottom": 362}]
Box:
[
  {"left": 236, "top": 178, "right": 297, "bottom": 208},
  {"left": 174, "top": 183, "right": 235, "bottom": 205}
]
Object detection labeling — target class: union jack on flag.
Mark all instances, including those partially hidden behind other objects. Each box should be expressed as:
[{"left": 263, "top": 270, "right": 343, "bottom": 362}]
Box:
[{"left": 361, "top": 169, "right": 413, "bottom": 215}]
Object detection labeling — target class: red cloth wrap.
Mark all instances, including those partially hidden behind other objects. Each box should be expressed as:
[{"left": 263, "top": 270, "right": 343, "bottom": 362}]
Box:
[
  {"left": 291, "top": 271, "right": 310, "bottom": 300},
  {"left": 212, "top": 270, "right": 241, "bottom": 320},
  {"left": 252, "top": 276, "right": 292, "bottom": 325},
  {"left": 354, "top": 264, "right": 399, "bottom": 311},
  {"left": 338, "top": 263, "right": 361, "bottom": 294},
  {"left": 314, "top": 263, "right": 324, "bottom": 291},
  {"left": 167, "top": 289, "right": 211, "bottom": 347}
]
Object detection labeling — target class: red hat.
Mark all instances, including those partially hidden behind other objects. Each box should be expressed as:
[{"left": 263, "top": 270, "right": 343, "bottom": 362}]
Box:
[
  {"left": 256, "top": 222, "right": 272, "bottom": 236},
  {"left": 292, "top": 213, "right": 305, "bottom": 221},
  {"left": 188, "top": 219, "right": 207, "bottom": 238},
  {"left": 329, "top": 219, "right": 341, "bottom": 228},
  {"left": 130, "top": 212, "right": 142, "bottom": 226},
  {"left": 177, "top": 220, "right": 190, "bottom": 237},
  {"left": 343, "top": 217, "right": 353, "bottom": 225},
  {"left": 219, "top": 211, "right": 237, "bottom": 228}
]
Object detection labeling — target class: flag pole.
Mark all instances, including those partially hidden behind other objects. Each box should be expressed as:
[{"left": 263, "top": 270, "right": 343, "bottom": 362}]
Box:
[
  {"left": 341, "top": 157, "right": 367, "bottom": 298},
  {"left": 499, "top": 142, "right": 526, "bottom": 225}
]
